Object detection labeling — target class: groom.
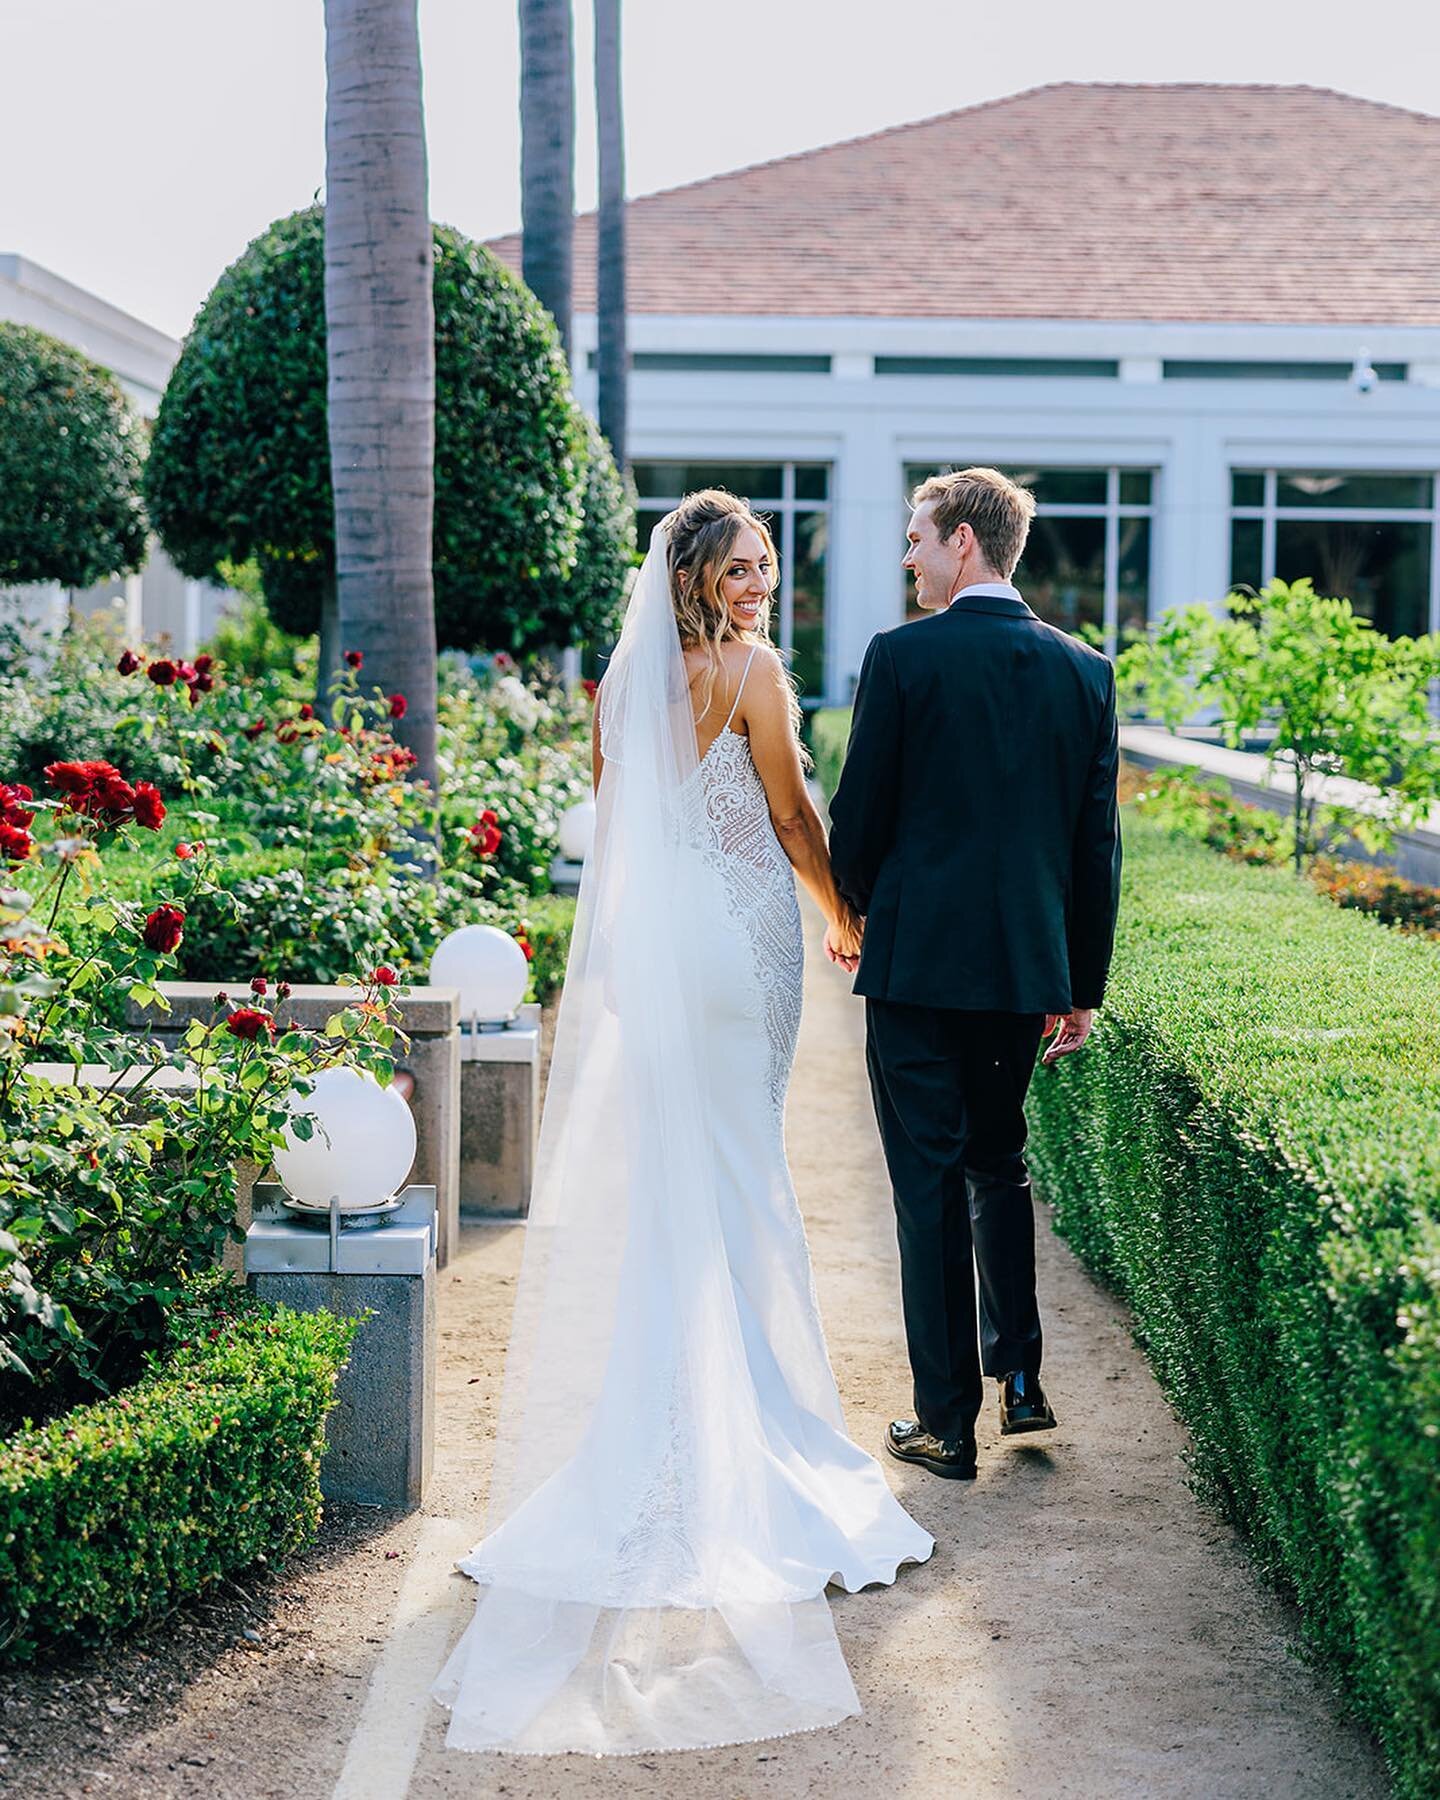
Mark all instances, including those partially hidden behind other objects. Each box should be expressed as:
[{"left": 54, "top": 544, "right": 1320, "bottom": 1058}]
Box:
[{"left": 828, "top": 467, "right": 1121, "bottom": 1480}]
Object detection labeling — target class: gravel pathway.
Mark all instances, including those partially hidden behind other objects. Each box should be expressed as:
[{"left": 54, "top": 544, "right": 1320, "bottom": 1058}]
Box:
[{"left": 4, "top": 900, "right": 1389, "bottom": 1799}]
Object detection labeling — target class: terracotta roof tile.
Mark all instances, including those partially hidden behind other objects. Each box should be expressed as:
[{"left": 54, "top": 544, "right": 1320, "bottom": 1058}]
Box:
[{"left": 488, "top": 83, "right": 1440, "bottom": 326}]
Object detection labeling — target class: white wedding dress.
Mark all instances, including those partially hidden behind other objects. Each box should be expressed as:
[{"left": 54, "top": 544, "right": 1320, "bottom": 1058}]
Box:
[{"left": 431, "top": 539, "right": 932, "bottom": 1756}]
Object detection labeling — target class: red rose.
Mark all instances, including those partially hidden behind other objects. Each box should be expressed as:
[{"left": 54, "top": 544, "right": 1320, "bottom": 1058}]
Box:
[
  {"left": 188, "top": 670, "right": 214, "bottom": 696},
  {"left": 276, "top": 722, "right": 299, "bottom": 744},
  {"left": 298, "top": 704, "right": 314, "bottom": 722},
  {"left": 515, "top": 933, "right": 534, "bottom": 962},
  {"left": 344, "top": 649, "right": 364, "bottom": 669},
  {"left": 193, "top": 654, "right": 214, "bottom": 675},
  {"left": 480, "top": 808, "right": 498, "bottom": 826},
  {"left": 581, "top": 678, "right": 598, "bottom": 701},
  {"left": 388, "top": 693, "right": 407, "bottom": 720},
  {"left": 142, "top": 904, "right": 186, "bottom": 954},
  {"left": 243, "top": 718, "right": 267, "bottom": 740},
  {"left": 250, "top": 976, "right": 268, "bottom": 996},
  {"left": 117, "top": 649, "right": 142, "bottom": 677},
  {"left": 467, "top": 818, "right": 502, "bottom": 858},
  {"left": 0, "top": 782, "right": 34, "bottom": 828},
  {"left": 132, "top": 782, "right": 166, "bottom": 830},
  {"left": 147, "top": 659, "right": 178, "bottom": 687},
  {"left": 44, "top": 759, "right": 102, "bottom": 798},
  {"left": 372, "top": 965, "right": 398, "bottom": 987},
  {"left": 0, "top": 820, "right": 33, "bottom": 863},
  {"left": 175, "top": 841, "right": 196, "bottom": 860},
  {"left": 225, "top": 1006, "right": 275, "bottom": 1042},
  {"left": 277, "top": 980, "right": 292, "bottom": 1001}
]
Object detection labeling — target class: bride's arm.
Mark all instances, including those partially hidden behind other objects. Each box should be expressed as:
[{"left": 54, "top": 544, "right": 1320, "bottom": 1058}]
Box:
[
  {"left": 742, "top": 651, "right": 862, "bottom": 956},
  {"left": 591, "top": 686, "right": 604, "bottom": 796}
]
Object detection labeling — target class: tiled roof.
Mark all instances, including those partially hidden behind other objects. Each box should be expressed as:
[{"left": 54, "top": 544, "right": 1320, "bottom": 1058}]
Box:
[{"left": 487, "top": 83, "right": 1440, "bottom": 326}]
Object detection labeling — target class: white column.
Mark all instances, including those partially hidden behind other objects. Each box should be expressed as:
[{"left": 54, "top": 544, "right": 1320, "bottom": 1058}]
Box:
[{"left": 830, "top": 423, "right": 905, "bottom": 704}]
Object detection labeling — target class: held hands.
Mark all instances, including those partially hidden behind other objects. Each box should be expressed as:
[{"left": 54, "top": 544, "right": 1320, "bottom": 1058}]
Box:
[
  {"left": 824, "top": 909, "right": 864, "bottom": 973},
  {"left": 1042, "top": 1008, "right": 1095, "bottom": 1065}
]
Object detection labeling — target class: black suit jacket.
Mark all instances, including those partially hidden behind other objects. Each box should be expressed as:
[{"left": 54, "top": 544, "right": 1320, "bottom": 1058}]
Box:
[{"left": 828, "top": 591, "right": 1121, "bottom": 1014}]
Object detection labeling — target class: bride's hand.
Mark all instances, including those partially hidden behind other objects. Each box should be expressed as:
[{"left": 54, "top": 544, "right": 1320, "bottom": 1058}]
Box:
[{"left": 824, "top": 910, "right": 864, "bottom": 971}]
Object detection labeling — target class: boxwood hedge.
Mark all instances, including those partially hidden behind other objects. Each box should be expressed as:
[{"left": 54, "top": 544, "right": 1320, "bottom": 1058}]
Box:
[
  {"left": 1028, "top": 812, "right": 1440, "bottom": 1795},
  {"left": 0, "top": 1279, "right": 357, "bottom": 1662}
]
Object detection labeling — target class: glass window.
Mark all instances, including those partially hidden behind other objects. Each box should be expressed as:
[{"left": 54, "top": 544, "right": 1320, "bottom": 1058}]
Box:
[
  {"left": 1276, "top": 472, "right": 1430, "bottom": 510},
  {"left": 1117, "top": 519, "right": 1151, "bottom": 643},
  {"left": 1229, "top": 519, "right": 1264, "bottom": 594},
  {"left": 1119, "top": 471, "right": 1153, "bottom": 506},
  {"left": 1016, "top": 516, "right": 1107, "bottom": 638},
  {"left": 794, "top": 464, "right": 829, "bottom": 501},
  {"left": 1231, "top": 472, "right": 1265, "bottom": 507},
  {"left": 1005, "top": 468, "right": 1107, "bottom": 506},
  {"left": 630, "top": 462, "right": 785, "bottom": 502},
  {"left": 1274, "top": 520, "right": 1431, "bottom": 638},
  {"left": 791, "top": 513, "right": 828, "bottom": 700}
]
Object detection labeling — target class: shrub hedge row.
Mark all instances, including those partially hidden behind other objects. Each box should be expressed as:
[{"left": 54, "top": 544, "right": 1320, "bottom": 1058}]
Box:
[
  {"left": 1027, "top": 812, "right": 1440, "bottom": 1796},
  {"left": 810, "top": 706, "right": 852, "bottom": 802},
  {"left": 0, "top": 1279, "right": 357, "bottom": 1662}
]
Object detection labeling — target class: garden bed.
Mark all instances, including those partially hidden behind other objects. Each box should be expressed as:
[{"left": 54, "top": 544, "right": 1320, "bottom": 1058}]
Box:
[
  {"left": 1028, "top": 810, "right": 1440, "bottom": 1797},
  {"left": 1, "top": 1279, "right": 357, "bottom": 1664}
]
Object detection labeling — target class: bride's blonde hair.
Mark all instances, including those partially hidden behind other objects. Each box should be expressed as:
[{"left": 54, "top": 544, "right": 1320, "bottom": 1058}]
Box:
[{"left": 664, "top": 489, "right": 803, "bottom": 744}]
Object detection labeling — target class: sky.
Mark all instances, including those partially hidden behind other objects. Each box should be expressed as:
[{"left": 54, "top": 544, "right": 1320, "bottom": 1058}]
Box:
[{"left": 2, "top": 0, "right": 1439, "bottom": 341}]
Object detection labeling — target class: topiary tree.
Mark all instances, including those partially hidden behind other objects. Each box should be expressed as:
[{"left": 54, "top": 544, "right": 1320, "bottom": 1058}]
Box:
[
  {"left": 530, "top": 412, "right": 635, "bottom": 651},
  {"left": 145, "top": 207, "right": 615, "bottom": 686},
  {"left": 0, "top": 323, "right": 147, "bottom": 589}
]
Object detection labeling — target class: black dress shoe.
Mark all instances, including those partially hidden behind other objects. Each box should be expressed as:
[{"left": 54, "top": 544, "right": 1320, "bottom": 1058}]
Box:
[
  {"left": 998, "top": 1370, "right": 1057, "bottom": 1435},
  {"left": 885, "top": 1418, "right": 977, "bottom": 1480}
]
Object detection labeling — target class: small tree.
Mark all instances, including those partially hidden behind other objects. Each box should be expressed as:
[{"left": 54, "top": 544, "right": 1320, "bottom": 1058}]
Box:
[
  {"left": 145, "top": 210, "right": 591, "bottom": 684},
  {"left": 531, "top": 413, "right": 635, "bottom": 651},
  {"left": 1118, "top": 578, "right": 1440, "bottom": 870},
  {"left": 0, "top": 324, "right": 147, "bottom": 590}
]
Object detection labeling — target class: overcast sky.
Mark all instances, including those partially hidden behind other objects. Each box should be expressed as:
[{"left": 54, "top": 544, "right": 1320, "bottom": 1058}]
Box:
[{"left": 3, "top": 0, "right": 1438, "bottom": 340}]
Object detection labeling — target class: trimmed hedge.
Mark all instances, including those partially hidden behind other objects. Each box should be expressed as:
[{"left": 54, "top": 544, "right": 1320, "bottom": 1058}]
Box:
[
  {"left": 0, "top": 1280, "right": 357, "bottom": 1662},
  {"left": 1028, "top": 812, "right": 1440, "bottom": 1796},
  {"left": 810, "top": 706, "right": 852, "bottom": 802}
]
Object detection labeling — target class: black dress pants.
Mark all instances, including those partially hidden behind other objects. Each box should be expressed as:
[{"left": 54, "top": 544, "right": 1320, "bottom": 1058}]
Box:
[{"left": 865, "top": 1001, "right": 1047, "bottom": 1441}]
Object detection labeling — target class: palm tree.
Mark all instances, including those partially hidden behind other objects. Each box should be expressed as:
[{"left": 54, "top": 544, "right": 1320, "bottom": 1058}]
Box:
[
  {"left": 519, "top": 0, "right": 575, "bottom": 356},
  {"left": 322, "top": 0, "right": 439, "bottom": 784},
  {"left": 593, "top": 0, "right": 627, "bottom": 464}
]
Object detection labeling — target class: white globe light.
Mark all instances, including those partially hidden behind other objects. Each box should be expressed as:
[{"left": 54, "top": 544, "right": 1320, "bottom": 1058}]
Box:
[
  {"left": 558, "top": 798, "right": 595, "bottom": 863},
  {"left": 429, "top": 923, "right": 529, "bottom": 1026},
  {"left": 275, "top": 1066, "right": 417, "bottom": 1212}
]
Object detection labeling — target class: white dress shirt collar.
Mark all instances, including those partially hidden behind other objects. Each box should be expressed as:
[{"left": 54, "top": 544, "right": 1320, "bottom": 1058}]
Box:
[{"left": 948, "top": 579, "right": 1022, "bottom": 607}]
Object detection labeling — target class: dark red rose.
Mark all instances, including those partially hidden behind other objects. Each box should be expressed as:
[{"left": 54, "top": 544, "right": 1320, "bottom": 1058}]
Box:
[
  {"left": 344, "top": 649, "right": 364, "bottom": 669},
  {"left": 250, "top": 976, "right": 268, "bottom": 996},
  {"left": 515, "top": 933, "right": 534, "bottom": 962},
  {"left": 225, "top": 1006, "right": 275, "bottom": 1042},
  {"left": 90, "top": 772, "right": 138, "bottom": 827},
  {"left": 581, "top": 678, "right": 598, "bottom": 701},
  {"left": 188, "top": 670, "right": 214, "bottom": 696},
  {"left": 44, "top": 759, "right": 103, "bottom": 797},
  {"left": 142, "top": 904, "right": 185, "bottom": 954},
  {"left": 0, "top": 820, "right": 33, "bottom": 863},
  {"left": 193, "top": 654, "right": 214, "bottom": 675},
  {"left": 116, "top": 649, "right": 142, "bottom": 677},
  {"left": 46, "top": 759, "right": 140, "bottom": 827},
  {"left": 147, "top": 659, "right": 178, "bottom": 687},
  {"left": 0, "top": 782, "right": 34, "bottom": 828},
  {"left": 132, "top": 782, "right": 165, "bottom": 830},
  {"left": 243, "top": 718, "right": 267, "bottom": 739},
  {"left": 388, "top": 693, "right": 407, "bottom": 720},
  {"left": 372, "top": 965, "right": 398, "bottom": 987},
  {"left": 297, "top": 703, "right": 314, "bottom": 722},
  {"left": 276, "top": 980, "right": 292, "bottom": 1001},
  {"left": 177, "top": 662, "right": 197, "bottom": 684},
  {"left": 276, "top": 722, "right": 299, "bottom": 744}
]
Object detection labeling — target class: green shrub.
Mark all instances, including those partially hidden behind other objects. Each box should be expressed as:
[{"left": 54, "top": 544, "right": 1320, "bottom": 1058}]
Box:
[
  {"left": 516, "top": 893, "right": 575, "bottom": 1004},
  {"left": 0, "top": 324, "right": 147, "bottom": 589},
  {"left": 810, "top": 707, "right": 852, "bottom": 801},
  {"left": 0, "top": 1277, "right": 356, "bottom": 1662},
  {"left": 1027, "top": 812, "right": 1440, "bottom": 1796}
]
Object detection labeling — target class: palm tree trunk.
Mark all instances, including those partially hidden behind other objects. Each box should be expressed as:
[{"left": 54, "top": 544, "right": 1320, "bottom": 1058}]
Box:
[
  {"left": 594, "top": 0, "right": 626, "bottom": 463},
  {"left": 322, "top": 0, "right": 438, "bottom": 786},
  {"left": 519, "top": 0, "right": 575, "bottom": 357}
]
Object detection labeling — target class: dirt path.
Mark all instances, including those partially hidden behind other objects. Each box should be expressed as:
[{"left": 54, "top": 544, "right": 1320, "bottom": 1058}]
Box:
[{"left": 6, "top": 900, "right": 1388, "bottom": 1799}]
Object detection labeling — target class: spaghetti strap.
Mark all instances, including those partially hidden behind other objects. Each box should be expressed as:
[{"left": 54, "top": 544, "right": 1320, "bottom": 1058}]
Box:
[{"left": 722, "top": 644, "right": 760, "bottom": 732}]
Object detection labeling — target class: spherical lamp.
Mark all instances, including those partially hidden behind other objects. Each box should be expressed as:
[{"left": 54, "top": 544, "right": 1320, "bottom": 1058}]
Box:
[
  {"left": 558, "top": 798, "right": 596, "bottom": 863},
  {"left": 429, "top": 923, "right": 529, "bottom": 1028},
  {"left": 274, "top": 1066, "right": 417, "bottom": 1213}
]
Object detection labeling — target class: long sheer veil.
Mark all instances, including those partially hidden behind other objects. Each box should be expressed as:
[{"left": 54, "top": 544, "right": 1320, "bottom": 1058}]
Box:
[{"left": 431, "top": 521, "right": 861, "bottom": 1753}]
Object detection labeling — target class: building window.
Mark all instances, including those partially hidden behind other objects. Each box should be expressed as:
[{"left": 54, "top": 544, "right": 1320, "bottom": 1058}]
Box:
[
  {"left": 1229, "top": 470, "right": 1436, "bottom": 639},
  {"left": 902, "top": 465, "right": 1154, "bottom": 656},
  {"left": 632, "top": 462, "right": 832, "bottom": 704}
]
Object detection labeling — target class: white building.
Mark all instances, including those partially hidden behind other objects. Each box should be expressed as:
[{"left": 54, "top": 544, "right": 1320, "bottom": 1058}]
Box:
[
  {"left": 498, "top": 82, "right": 1440, "bottom": 707},
  {"left": 0, "top": 253, "right": 229, "bottom": 653}
]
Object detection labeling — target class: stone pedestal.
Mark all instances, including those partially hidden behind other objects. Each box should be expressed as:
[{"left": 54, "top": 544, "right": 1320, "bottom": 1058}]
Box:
[
  {"left": 459, "top": 1003, "right": 540, "bottom": 1217},
  {"left": 126, "top": 982, "right": 462, "bottom": 1269},
  {"left": 244, "top": 1182, "right": 436, "bottom": 1511}
]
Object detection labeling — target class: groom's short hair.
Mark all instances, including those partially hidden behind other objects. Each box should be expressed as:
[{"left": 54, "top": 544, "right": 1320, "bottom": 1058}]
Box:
[{"left": 910, "top": 467, "right": 1037, "bottom": 580}]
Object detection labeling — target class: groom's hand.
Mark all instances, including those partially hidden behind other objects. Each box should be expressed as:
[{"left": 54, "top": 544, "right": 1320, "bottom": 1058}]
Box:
[
  {"left": 1042, "top": 1008, "right": 1095, "bottom": 1064},
  {"left": 824, "top": 920, "right": 862, "bottom": 973}
]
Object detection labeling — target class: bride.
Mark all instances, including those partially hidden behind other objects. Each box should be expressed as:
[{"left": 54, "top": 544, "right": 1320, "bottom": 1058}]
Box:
[{"left": 431, "top": 489, "right": 933, "bottom": 1755}]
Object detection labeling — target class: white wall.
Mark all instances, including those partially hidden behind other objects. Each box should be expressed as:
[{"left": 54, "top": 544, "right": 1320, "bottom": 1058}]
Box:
[{"left": 571, "top": 313, "right": 1440, "bottom": 703}]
